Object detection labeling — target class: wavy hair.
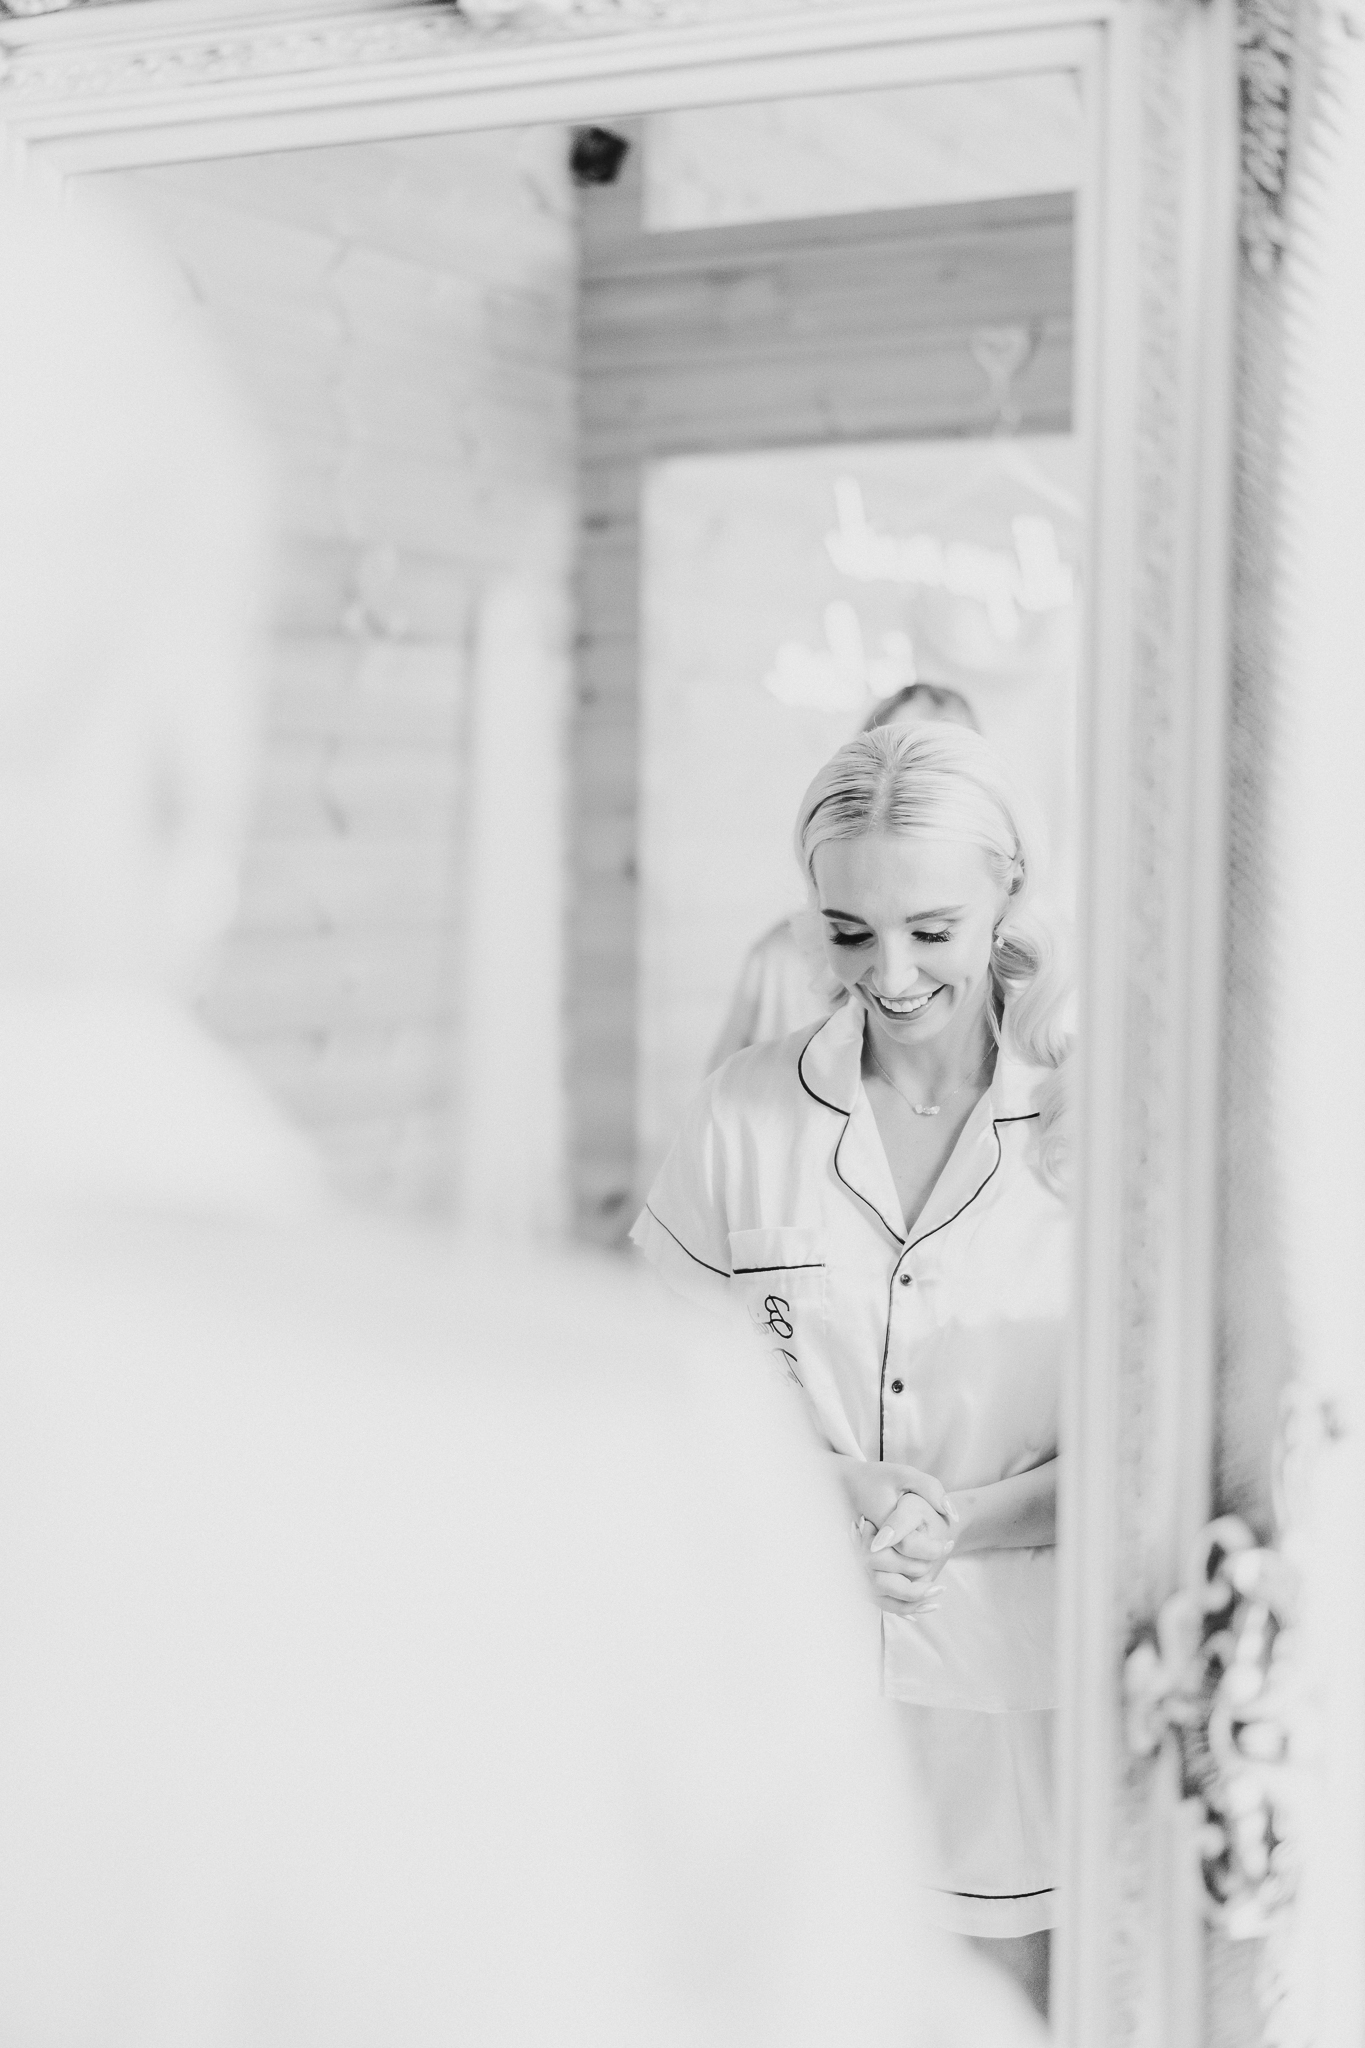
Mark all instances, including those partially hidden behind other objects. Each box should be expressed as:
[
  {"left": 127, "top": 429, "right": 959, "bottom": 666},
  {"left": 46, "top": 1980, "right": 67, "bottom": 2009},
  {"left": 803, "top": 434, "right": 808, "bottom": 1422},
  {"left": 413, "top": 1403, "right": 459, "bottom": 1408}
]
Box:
[{"left": 794, "top": 722, "right": 1072, "bottom": 1190}]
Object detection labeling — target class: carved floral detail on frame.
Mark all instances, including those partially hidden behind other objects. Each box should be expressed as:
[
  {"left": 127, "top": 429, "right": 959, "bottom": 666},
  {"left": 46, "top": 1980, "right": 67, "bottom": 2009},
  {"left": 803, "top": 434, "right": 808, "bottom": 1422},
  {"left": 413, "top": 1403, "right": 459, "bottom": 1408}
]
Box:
[
  {"left": 0, "top": 3, "right": 87, "bottom": 23},
  {"left": 1237, "top": 0, "right": 1297, "bottom": 276},
  {"left": 454, "top": 0, "right": 667, "bottom": 24},
  {"left": 0, "top": 13, "right": 468, "bottom": 98},
  {"left": 451, "top": 0, "right": 837, "bottom": 21},
  {"left": 1124, "top": 1517, "right": 1301, "bottom": 1937},
  {"left": 0, "top": 0, "right": 831, "bottom": 100},
  {"left": 1123, "top": 1383, "right": 1345, "bottom": 2048}
]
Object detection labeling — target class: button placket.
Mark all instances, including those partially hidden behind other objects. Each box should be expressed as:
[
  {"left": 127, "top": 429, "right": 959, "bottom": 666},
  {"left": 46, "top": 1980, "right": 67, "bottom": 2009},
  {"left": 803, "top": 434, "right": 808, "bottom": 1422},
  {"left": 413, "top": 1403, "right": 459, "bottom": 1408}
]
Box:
[{"left": 886, "top": 1258, "right": 913, "bottom": 1407}]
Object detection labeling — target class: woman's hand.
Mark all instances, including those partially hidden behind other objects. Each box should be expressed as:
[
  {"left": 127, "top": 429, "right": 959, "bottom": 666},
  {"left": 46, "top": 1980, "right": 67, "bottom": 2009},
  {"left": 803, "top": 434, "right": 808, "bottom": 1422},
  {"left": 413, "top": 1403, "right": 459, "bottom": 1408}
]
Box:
[
  {"left": 834, "top": 1455, "right": 956, "bottom": 1531},
  {"left": 851, "top": 1491, "right": 955, "bottom": 1617}
]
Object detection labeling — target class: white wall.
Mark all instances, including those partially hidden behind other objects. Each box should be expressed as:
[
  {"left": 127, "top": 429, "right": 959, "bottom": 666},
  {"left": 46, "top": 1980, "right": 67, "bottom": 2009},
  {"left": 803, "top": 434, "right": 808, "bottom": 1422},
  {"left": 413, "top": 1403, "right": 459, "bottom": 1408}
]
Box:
[
  {"left": 643, "top": 75, "right": 1081, "bottom": 231},
  {"left": 90, "top": 132, "right": 577, "bottom": 1225}
]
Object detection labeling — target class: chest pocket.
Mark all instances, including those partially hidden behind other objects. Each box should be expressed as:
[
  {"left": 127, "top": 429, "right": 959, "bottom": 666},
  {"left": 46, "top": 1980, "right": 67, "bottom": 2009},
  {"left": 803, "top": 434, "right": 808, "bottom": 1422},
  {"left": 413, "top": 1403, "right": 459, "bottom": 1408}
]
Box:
[{"left": 727, "top": 1226, "right": 827, "bottom": 1386}]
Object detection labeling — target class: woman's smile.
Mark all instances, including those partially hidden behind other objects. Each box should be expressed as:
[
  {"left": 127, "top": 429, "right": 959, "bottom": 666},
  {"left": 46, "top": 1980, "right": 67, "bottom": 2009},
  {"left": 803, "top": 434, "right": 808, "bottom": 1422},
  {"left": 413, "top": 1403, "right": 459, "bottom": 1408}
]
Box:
[{"left": 866, "top": 984, "right": 941, "bottom": 1020}]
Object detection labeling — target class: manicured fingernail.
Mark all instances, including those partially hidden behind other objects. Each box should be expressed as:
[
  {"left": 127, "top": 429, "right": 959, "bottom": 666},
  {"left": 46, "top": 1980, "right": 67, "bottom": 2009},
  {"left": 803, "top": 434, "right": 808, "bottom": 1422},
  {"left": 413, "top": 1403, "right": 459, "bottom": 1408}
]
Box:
[{"left": 869, "top": 1525, "right": 898, "bottom": 1554}]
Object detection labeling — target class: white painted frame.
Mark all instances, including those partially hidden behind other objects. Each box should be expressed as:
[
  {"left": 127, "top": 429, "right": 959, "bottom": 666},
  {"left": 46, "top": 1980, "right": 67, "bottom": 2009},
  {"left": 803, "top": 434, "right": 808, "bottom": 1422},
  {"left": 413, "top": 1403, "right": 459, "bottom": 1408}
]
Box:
[{"left": 0, "top": 3, "right": 1241, "bottom": 2041}]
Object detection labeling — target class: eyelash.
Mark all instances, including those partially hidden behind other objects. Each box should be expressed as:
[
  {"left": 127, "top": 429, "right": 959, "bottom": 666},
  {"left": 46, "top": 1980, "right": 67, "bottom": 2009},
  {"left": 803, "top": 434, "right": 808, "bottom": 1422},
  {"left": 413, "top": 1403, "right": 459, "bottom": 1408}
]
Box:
[{"left": 830, "top": 930, "right": 952, "bottom": 948}]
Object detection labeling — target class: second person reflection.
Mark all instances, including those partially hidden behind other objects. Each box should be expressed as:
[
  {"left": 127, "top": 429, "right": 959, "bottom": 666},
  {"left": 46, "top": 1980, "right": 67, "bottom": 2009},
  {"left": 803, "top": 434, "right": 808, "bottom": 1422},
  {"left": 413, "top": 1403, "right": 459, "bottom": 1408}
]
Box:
[{"left": 633, "top": 724, "right": 1071, "bottom": 2012}]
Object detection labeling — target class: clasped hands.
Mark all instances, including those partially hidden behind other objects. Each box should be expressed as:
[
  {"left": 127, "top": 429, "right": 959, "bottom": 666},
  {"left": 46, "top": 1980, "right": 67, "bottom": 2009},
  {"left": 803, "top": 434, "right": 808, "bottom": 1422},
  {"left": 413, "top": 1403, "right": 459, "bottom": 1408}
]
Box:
[{"left": 841, "top": 1459, "right": 957, "bottom": 1618}]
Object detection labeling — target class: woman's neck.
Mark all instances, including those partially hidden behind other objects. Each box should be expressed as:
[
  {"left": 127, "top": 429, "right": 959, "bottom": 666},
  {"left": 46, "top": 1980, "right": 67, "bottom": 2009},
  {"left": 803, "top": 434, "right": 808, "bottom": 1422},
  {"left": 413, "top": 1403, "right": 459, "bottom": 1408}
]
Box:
[{"left": 861, "top": 995, "right": 996, "bottom": 1103}]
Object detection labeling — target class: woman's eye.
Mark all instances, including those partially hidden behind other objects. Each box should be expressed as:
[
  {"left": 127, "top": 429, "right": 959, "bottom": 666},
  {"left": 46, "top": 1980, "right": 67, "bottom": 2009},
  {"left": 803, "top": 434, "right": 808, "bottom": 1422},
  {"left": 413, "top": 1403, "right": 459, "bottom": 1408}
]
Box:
[
  {"left": 829, "top": 931, "right": 871, "bottom": 948},
  {"left": 914, "top": 930, "right": 952, "bottom": 944}
]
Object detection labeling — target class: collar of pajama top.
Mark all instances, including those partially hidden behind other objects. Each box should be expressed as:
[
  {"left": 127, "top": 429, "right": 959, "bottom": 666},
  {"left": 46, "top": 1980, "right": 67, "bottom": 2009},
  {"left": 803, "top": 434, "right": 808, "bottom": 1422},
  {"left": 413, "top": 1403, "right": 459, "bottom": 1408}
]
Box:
[{"left": 632, "top": 993, "right": 1068, "bottom": 1711}]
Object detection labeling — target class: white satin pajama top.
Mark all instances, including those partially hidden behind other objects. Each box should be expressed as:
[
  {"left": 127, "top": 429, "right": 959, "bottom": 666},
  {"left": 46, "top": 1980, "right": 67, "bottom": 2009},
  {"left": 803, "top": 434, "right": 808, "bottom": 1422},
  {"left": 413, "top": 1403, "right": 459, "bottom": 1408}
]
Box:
[{"left": 631, "top": 994, "right": 1068, "bottom": 1934}]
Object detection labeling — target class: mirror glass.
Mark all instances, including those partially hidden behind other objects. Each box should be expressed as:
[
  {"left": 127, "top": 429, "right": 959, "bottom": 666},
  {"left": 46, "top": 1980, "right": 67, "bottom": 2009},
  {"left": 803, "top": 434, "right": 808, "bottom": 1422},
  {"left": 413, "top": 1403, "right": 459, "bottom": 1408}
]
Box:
[{"left": 86, "top": 68, "right": 1083, "bottom": 2008}]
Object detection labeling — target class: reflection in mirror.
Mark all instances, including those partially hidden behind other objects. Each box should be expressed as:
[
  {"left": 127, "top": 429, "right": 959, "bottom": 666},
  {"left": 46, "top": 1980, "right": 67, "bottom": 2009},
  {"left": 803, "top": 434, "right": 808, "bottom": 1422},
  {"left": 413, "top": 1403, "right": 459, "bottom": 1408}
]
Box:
[
  {"left": 88, "top": 72, "right": 1081, "bottom": 2022},
  {"left": 638, "top": 434, "right": 1080, "bottom": 1176},
  {"left": 591, "top": 84, "right": 1079, "bottom": 2019}
]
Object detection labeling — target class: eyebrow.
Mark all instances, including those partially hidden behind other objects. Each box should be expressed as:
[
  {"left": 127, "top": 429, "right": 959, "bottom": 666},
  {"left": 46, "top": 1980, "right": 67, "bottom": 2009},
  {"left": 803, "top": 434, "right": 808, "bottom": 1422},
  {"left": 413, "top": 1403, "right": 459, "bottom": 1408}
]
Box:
[{"left": 821, "top": 905, "right": 966, "bottom": 924}]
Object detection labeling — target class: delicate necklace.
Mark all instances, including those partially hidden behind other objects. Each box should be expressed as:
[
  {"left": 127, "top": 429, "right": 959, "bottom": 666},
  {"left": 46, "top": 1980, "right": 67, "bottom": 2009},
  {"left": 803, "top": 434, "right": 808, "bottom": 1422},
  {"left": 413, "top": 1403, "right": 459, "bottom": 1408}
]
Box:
[{"left": 865, "top": 1040, "right": 993, "bottom": 1119}]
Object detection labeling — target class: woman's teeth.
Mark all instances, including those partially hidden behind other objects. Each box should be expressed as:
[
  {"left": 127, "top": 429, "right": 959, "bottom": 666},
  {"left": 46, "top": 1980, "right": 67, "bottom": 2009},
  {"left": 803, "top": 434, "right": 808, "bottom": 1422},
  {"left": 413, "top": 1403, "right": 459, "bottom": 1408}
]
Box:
[{"left": 872, "top": 988, "right": 937, "bottom": 1017}]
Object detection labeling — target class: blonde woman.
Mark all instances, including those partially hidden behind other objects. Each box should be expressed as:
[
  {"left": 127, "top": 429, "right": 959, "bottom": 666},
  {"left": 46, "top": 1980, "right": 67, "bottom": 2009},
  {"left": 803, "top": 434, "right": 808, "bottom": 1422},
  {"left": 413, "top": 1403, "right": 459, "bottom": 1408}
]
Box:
[
  {"left": 633, "top": 724, "right": 1070, "bottom": 2011},
  {"left": 705, "top": 683, "right": 980, "bottom": 1070}
]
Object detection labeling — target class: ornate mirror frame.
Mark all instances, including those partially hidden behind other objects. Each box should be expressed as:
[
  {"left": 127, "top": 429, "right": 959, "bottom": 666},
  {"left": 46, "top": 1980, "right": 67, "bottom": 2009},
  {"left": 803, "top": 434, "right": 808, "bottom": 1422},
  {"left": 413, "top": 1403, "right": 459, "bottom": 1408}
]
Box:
[{"left": 0, "top": 2, "right": 1248, "bottom": 2041}]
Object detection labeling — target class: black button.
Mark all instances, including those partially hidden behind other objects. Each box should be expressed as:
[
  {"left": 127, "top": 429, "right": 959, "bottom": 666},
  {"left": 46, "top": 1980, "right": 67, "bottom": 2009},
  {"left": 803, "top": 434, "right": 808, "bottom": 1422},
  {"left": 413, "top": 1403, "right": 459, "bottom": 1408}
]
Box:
[
  {"left": 890, "top": 1379, "right": 904, "bottom": 1395},
  {"left": 899, "top": 1272, "right": 913, "bottom": 1286}
]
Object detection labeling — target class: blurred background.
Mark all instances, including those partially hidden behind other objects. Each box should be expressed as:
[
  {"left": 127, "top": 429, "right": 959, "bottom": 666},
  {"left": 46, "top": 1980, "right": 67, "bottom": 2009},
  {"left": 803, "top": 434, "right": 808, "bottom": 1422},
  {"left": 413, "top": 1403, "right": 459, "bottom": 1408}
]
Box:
[{"left": 87, "top": 72, "right": 1080, "bottom": 1242}]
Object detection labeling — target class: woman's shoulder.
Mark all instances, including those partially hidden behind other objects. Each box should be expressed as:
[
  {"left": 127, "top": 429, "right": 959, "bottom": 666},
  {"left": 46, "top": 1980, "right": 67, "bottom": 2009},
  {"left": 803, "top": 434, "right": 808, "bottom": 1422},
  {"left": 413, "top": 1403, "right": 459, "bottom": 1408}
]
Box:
[
  {"left": 992, "top": 1048, "right": 1071, "bottom": 1204},
  {"left": 705, "top": 1022, "right": 828, "bottom": 1122},
  {"left": 991, "top": 1052, "right": 1051, "bottom": 1122}
]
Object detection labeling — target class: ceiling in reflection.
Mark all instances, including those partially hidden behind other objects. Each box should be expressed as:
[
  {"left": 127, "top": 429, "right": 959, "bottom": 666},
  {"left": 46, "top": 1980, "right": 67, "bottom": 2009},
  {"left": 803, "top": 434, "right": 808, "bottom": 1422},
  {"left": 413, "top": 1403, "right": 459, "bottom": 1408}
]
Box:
[{"left": 643, "top": 76, "right": 1082, "bottom": 232}]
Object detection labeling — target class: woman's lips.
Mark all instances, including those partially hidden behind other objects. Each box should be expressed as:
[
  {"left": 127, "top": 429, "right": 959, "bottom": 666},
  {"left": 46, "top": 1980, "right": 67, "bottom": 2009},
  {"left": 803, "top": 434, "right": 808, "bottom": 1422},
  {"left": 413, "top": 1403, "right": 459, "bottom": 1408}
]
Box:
[{"left": 867, "top": 986, "right": 939, "bottom": 1019}]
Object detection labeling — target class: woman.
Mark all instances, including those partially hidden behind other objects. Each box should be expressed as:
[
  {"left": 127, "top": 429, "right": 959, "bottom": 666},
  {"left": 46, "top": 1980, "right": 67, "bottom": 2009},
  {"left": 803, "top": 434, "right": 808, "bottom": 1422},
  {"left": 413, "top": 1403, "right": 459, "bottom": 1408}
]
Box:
[
  {"left": 632, "top": 723, "right": 1070, "bottom": 2007},
  {"left": 705, "top": 682, "right": 980, "bottom": 1071}
]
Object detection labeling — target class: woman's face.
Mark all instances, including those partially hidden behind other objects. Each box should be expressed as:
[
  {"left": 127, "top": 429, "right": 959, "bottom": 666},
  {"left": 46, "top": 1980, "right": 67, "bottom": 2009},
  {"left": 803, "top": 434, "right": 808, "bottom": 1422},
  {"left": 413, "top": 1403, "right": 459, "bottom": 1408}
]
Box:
[{"left": 812, "top": 831, "right": 1005, "bottom": 1051}]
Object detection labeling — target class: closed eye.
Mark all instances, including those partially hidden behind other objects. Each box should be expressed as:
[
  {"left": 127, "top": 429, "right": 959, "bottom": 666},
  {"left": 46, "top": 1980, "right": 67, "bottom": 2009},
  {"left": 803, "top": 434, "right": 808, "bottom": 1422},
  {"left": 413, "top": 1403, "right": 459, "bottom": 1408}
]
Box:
[
  {"left": 914, "top": 930, "right": 952, "bottom": 943},
  {"left": 830, "top": 930, "right": 871, "bottom": 948}
]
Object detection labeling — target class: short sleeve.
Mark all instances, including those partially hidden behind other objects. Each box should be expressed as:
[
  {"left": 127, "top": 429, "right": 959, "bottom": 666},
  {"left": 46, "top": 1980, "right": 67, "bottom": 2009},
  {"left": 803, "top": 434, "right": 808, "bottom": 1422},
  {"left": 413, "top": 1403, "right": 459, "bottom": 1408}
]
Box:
[{"left": 630, "top": 1079, "right": 733, "bottom": 1312}]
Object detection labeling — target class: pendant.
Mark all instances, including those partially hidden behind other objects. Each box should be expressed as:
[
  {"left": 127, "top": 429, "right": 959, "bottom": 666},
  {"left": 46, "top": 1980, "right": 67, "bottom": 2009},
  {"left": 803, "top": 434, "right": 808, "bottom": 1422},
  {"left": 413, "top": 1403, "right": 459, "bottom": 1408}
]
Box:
[{"left": 912, "top": 1103, "right": 940, "bottom": 1117}]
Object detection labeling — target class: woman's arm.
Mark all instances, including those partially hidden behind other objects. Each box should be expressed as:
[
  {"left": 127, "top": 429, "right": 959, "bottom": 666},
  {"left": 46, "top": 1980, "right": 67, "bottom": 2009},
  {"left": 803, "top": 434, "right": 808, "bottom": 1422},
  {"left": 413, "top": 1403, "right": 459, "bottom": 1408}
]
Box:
[
  {"left": 857, "top": 1457, "right": 1056, "bottom": 1560},
  {"left": 946, "top": 1458, "right": 1056, "bottom": 1553}
]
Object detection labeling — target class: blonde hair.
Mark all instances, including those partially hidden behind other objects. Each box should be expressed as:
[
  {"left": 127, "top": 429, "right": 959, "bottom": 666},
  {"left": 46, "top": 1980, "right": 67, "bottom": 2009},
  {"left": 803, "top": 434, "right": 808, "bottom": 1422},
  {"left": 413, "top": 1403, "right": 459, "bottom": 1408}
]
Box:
[{"left": 795, "top": 723, "right": 1072, "bottom": 1189}]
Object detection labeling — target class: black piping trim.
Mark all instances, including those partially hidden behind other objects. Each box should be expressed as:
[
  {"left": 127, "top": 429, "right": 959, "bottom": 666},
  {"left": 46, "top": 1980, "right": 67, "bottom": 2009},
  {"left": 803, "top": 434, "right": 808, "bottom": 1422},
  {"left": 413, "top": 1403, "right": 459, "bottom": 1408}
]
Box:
[
  {"left": 795, "top": 1020, "right": 850, "bottom": 1117},
  {"left": 731, "top": 1262, "right": 826, "bottom": 1275},
  {"left": 944, "top": 1886, "right": 1053, "bottom": 1901},
  {"left": 877, "top": 1285, "right": 896, "bottom": 1460},
  {"left": 903, "top": 1120, "right": 1005, "bottom": 1259},
  {"left": 798, "top": 1021, "right": 1040, "bottom": 1455},
  {"left": 798, "top": 1024, "right": 903, "bottom": 1246},
  {"left": 643, "top": 1204, "right": 729, "bottom": 1279},
  {"left": 879, "top": 1116, "right": 1008, "bottom": 1457},
  {"left": 834, "top": 1119, "right": 904, "bottom": 1246}
]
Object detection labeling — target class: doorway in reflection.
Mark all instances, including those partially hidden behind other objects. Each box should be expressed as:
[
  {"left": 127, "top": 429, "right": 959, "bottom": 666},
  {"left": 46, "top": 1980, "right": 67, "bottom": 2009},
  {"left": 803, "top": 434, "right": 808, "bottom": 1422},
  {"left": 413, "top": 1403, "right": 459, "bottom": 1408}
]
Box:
[
  {"left": 571, "top": 89, "right": 1078, "bottom": 1233},
  {"left": 636, "top": 434, "right": 1081, "bottom": 1184}
]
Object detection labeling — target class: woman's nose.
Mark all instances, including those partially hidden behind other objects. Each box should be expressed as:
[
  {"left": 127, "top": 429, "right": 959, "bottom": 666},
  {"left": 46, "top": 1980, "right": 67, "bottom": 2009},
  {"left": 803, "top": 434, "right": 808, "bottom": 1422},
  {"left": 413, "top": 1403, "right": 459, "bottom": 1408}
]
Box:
[{"left": 875, "top": 933, "right": 922, "bottom": 994}]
